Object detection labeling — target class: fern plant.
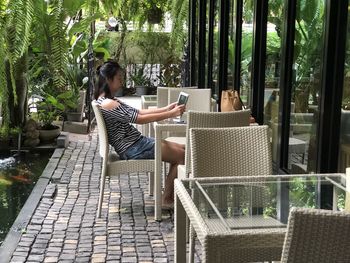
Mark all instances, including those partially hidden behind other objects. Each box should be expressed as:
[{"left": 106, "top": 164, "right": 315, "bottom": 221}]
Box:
[
  {"left": 50, "top": 0, "right": 68, "bottom": 92},
  {"left": 0, "top": 0, "right": 7, "bottom": 110},
  {"left": 0, "top": 0, "right": 35, "bottom": 131}
]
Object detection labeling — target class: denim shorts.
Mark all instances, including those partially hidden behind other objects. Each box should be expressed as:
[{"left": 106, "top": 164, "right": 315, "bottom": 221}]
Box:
[{"left": 119, "top": 137, "right": 155, "bottom": 160}]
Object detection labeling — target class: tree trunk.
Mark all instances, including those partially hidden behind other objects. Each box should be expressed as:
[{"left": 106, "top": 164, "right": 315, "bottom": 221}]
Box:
[{"left": 115, "top": 21, "right": 127, "bottom": 61}]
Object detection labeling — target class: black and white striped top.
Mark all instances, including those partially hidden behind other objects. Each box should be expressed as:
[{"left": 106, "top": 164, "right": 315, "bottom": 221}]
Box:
[{"left": 97, "top": 97, "right": 142, "bottom": 154}]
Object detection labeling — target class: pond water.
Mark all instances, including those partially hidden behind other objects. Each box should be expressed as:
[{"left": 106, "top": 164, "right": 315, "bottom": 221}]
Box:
[{"left": 0, "top": 150, "right": 53, "bottom": 245}]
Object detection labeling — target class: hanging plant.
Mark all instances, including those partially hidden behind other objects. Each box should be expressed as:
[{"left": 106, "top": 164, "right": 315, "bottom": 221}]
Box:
[{"left": 147, "top": 6, "right": 163, "bottom": 24}]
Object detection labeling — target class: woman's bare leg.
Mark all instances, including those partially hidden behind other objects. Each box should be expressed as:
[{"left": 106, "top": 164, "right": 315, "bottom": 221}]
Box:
[
  {"left": 160, "top": 140, "right": 185, "bottom": 204},
  {"left": 161, "top": 140, "right": 185, "bottom": 164},
  {"left": 163, "top": 164, "right": 178, "bottom": 204}
]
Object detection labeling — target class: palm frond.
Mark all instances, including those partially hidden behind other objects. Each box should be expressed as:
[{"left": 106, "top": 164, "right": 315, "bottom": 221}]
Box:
[
  {"left": 0, "top": 0, "right": 6, "bottom": 19},
  {"left": 50, "top": 0, "right": 68, "bottom": 91},
  {"left": 0, "top": 0, "right": 6, "bottom": 101},
  {"left": 68, "top": 13, "right": 101, "bottom": 38},
  {"left": 6, "top": 0, "right": 34, "bottom": 63},
  {"left": 170, "top": 0, "right": 188, "bottom": 54}
]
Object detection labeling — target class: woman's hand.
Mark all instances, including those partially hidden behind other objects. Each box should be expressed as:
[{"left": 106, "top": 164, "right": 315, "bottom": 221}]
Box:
[
  {"left": 165, "top": 102, "right": 177, "bottom": 111},
  {"left": 169, "top": 104, "right": 186, "bottom": 117}
]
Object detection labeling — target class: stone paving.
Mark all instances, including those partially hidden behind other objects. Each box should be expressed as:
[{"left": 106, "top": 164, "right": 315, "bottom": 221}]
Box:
[{"left": 8, "top": 97, "right": 202, "bottom": 263}]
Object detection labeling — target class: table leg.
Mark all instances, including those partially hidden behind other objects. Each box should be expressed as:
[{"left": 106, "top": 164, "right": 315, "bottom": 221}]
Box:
[
  {"left": 175, "top": 194, "right": 187, "bottom": 263},
  {"left": 155, "top": 126, "right": 162, "bottom": 221}
]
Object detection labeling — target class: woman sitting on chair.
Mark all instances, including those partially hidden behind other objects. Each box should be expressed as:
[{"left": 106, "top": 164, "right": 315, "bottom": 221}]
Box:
[{"left": 94, "top": 60, "right": 185, "bottom": 207}]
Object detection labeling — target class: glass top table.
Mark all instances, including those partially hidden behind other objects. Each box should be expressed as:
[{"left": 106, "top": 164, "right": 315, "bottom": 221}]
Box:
[{"left": 174, "top": 174, "right": 348, "bottom": 263}]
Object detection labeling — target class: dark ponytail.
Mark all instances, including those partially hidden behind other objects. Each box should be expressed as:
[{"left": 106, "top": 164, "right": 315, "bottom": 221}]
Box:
[{"left": 94, "top": 60, "right": 123, "bottom": 100}]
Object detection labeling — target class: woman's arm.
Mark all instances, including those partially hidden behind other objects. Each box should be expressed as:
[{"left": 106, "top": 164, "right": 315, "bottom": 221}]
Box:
[
  {"left": 138, "top": 102, "right": 177, "bottom": 115},
  {"left": 135, "top": 104, "right": 185, "bottom": 124}
]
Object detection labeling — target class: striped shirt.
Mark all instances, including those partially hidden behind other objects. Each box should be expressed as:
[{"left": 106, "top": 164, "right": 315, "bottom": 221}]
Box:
[{"left": 97, "top": 97, "right": 142, "bottom": 154}]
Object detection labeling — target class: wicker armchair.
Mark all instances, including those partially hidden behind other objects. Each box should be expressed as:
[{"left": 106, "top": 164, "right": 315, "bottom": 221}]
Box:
[
  {"left": 92, "top": 101, "right": 155, "bottom": 218},
  {"left": 281, "top": 207, "right": 350, "bottom": 263},
  {"left": 190, "top": 125, "right": 272, "bottom": 178},
  {"left": 178, "top": 110, "right": 251, "bottom": 179}
]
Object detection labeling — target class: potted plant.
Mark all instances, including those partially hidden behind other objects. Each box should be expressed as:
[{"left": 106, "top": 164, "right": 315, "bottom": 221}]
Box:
[
  {"left": 130, "top": 66, "right": 151, "bottom": 96},
  {"left": 36, "top": 94, "right": 64, "bottom": 142},
  {"left": 158, "top": 55, "right": 182, "bottom": 87},
  {"left": 62, "top": 77, "right": 88, "bottom": 122}
]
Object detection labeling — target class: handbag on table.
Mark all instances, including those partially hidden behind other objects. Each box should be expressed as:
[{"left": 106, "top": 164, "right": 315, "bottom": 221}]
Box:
[
  {"left": 221, "top": 89, "right": 244, "bottom": 112},
  {"left": 221, "top": 89, "right": 256, "bottom": 123}
]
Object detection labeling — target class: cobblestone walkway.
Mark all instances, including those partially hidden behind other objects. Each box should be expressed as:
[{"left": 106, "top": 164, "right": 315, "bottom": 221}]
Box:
[{"left": 9, "top": 133, "right": 201, "bottom": 263}]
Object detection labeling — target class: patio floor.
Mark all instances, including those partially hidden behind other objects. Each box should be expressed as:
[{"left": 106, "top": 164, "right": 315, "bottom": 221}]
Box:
[{"left": 6, "top": 97, "right": 201, "bottom": 263}]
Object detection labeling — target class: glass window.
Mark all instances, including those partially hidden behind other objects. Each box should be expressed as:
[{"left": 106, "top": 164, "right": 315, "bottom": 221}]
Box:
[
  {"left": 264, "top": 0, "right": 284, "bottom": 163},
  {"left": 240, "top": 0, "right": 253, "bottom": 106},
  {"left": 288, "top": 1, "right": 325, "bottom": 173},
  {"left": 194, "top": 1, "right": 199, "bottom": 85},
  {"left": 338, "top": 1, "right": 350, "bottom": 173},
  {"left": 212, "top": 0, "right": 219, "bottom": 96},
  {"left": 228, "top": 0, "right": 237, "bottom": 91},
  {"left": 204, "top": 0, "right": 209, "bottom": 88}
]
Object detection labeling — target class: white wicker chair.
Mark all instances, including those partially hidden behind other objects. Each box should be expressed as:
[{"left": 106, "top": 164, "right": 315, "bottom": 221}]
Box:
[
  {"left": 178, "top": 110, "right": 251, "bottom": 180},
  {"left": 156, "top": 87, "right": 172, "bottom": 108},
  {"left": 189, "top": 125, "right": 272, "bottom": 262},
  {"left": 92, "top": 101, "right": 155, "bottom": 218},
  {"left": 168, "top": 88, "right": 212, "bottom": 112},
  {"left": 190, "top": 125, "right": 272, "bottom": 178},
  {"left": 157, "top": 86, "right": 198, "bottom": 107},
  {"left": 281, "top": 207, "right": 350, "bottom": 263}
]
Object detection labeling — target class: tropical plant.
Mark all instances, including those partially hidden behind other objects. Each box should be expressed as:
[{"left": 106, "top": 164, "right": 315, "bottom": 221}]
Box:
[
  {"left": 169, "top": 0, "right": 189, "bottom": 55},
  {"left": 0, "top": 0, "right": 35, "bottom": 132},
  {"left": 158, "top": 55, "right": 182, "bottom": 87},
  {"left": 1, "top": 0, "right": 94, "bottom": 132},
  {"left": 36, "top": 94, "right": 65, "bottom": 130},
  {"left": 130, "top": 66, "right": 151, "bottom": 87}
]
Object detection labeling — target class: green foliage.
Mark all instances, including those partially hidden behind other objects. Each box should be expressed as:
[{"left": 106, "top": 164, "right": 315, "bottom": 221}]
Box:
[
  {"left": 36, "top": 94, "right": 65, "bottom": 129},
  {"left": 170, "top": 0, "right": 189, "bottom": 55},
  {"left": 6, "top": 0, "right": 34, "bottom": 63},
  {"left": 0, "top": 1, "right": 7, "bottom": 124},
  {"left": 0, "top": 0, "right": 35, "bottom": 130},
  {"left": 5, "top": 0, "right": 34, "bottom": 106},
  {"left": 92, "top": 30, "right": 111, "bottom": 60},
  {"left": 50, "top": 0, "right": 68, "bottom": 91},
  {"left": 289, "top": 177, "right": 317, "bottom": 208},
  {"left": 158, "top": 55, "right": 182, "bottom": 87},
  {"left": 68, "top": 13, "right": 101, "bottom": 38},
  {"left": 0, "top": 126, "right": 21, "bottom": 139},
  {"left": 294, "top": 0, "right": 324, "bottom": 81},
  {"left": 63, "top": 0, "right": 85, "bottom": 16},
  {"left": 130, "top": 67, "right": 151, "bottom": 87}
]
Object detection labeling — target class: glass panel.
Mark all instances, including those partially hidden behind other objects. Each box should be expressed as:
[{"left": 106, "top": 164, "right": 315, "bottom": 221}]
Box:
[
  {"left": 204, "top": 0, "right": 209, "bottom": 88},
  {"left": 212, "top": 0, "right": 220, "bottom": 96},
  {"left": 264, "top": 0, "right": 284, "bottom": 163},
  {"left": 183, "top": 174, "right": 346, "bottom": 230},
  {"left": 227, "top": 0, "right": 237, "bottom": 91},
  {"left": 194, "top": 0, "right": 199, "bottom": 85},
  {"left": 288, "top": 1, "right": 325, "bottom": 173},
  {"left": 240, "top": 0, "right": 254, "bottom": 106},
  {"left": 338, "top": 0, "right": 350, "bottom": 173}
]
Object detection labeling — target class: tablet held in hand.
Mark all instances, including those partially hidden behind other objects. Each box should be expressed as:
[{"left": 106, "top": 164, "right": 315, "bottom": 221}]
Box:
[{"left": 177, "top": 92, "right": 189, "bottom": 106}]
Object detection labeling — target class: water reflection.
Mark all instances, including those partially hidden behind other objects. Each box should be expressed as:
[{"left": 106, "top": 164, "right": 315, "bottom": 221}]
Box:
[{"left": 0, "top": 151, "right": 52, "bottom": 245}]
